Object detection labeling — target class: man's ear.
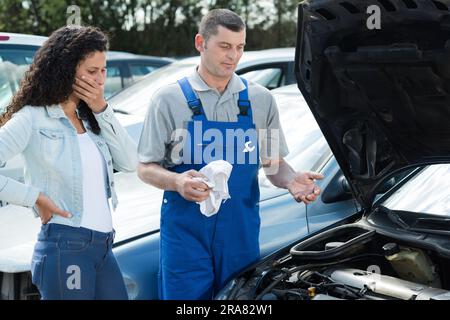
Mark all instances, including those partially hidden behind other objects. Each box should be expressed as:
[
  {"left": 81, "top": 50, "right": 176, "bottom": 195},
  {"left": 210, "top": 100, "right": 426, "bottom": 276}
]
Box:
[{"left": 195, "top": 34, "right": 206, "bottom": 53}]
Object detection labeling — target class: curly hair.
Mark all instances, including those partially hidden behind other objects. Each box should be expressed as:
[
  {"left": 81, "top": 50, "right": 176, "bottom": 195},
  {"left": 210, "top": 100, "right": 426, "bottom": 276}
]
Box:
[{"left": 0, "top": 25, "right": 109, "bottom": 134}]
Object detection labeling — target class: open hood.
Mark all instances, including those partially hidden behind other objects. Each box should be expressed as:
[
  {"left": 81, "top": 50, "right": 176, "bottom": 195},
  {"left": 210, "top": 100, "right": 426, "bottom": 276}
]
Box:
[{"left": 295, "top": 0, "right": 450, "bottom": 209}]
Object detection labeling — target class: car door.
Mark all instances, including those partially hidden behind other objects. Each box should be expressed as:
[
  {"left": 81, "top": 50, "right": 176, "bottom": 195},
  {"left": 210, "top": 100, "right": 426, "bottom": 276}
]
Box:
[{"left": 305, "top": 157, "right": 360, "bottom": 235}]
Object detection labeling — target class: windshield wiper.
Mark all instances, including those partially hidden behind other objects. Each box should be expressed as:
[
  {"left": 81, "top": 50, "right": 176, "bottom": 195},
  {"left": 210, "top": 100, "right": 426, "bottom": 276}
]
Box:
[
  {"left": 385, "top": 207, "right": 450, "bottom": 236},
  {"left": 387, "top": 211, "right": 410, "bottom": 230},
  {"left": 410, "top": 218, "right": 450, "bottom": 236}
]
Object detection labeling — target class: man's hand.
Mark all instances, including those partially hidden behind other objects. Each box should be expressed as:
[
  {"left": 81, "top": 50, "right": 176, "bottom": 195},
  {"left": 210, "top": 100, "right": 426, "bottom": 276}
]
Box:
[
  {"left": 72, "top": 76, "right": 107, "bottom": 113},
  {"left": 175, "top": 170, "right": 211, "bottom": 202},
  {"left": 287, "top": 171, "right": 324, "bottom": 204},
  {"left": 35, "top": 193, "right": 72, "bottom": 224}
]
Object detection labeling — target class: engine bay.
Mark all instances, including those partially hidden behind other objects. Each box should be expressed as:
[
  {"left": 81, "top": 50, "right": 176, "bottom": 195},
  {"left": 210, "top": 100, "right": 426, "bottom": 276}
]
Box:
[{"left": 228, "top": 224, "right": 450, "bottom": 300}]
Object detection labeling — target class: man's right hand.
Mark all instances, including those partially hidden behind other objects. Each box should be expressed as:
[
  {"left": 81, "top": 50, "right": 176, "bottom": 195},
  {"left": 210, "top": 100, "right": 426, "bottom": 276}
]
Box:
[
  {"left": 35, "top": 193, "right": 72, "bottom": 224},
  {"left": 174, "top": 170, "right": 211, "bottom": 202}
]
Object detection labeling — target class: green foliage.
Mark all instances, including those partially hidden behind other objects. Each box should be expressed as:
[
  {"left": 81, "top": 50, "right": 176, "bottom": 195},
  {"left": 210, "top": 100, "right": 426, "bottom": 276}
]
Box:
[{"left": 0, "top": 0, "right": 298, "bottom": 57}]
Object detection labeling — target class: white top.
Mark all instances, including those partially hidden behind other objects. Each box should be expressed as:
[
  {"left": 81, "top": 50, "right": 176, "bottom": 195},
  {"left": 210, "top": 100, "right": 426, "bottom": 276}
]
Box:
[{"left": 77, "top": 132, "right": 113, "bottom": 233}]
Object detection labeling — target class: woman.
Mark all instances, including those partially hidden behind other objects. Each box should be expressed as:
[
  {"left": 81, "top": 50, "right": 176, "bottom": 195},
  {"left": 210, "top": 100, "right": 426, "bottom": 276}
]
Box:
[{"left": 0, "top": 26, "right": 137, "bottom": 299}]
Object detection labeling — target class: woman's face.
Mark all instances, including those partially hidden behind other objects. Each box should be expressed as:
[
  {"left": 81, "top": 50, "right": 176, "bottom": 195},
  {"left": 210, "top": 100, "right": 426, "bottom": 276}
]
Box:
[{"left": 75, "top": 51, "right": 107, "bottom": 86}]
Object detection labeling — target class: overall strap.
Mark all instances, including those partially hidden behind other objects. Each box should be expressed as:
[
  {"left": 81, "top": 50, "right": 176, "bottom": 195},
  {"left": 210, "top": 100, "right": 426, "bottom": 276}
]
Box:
[
  {"left": 177, "top": 77, "right": 205, "bottom": 118},
  {"left": 237, "top": 77, "right": 253, "bottom": 122}
]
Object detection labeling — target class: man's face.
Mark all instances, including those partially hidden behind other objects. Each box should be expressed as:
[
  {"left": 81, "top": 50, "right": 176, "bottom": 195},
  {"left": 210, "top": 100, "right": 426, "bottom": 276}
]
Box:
[{"left": 196, "top": 25, "right": 246, "bottom": 79}]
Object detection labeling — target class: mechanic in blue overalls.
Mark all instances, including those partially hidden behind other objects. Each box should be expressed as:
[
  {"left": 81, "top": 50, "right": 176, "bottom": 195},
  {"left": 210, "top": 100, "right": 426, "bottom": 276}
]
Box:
[{"left": 137, "top": 9, "right": 323, "bottom": 299}]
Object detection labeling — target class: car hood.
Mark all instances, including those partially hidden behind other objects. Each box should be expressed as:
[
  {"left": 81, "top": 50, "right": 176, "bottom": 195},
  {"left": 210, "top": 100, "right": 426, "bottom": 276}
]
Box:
[{"left": 295, "top": 0, "right": 450, "bottom": 209}]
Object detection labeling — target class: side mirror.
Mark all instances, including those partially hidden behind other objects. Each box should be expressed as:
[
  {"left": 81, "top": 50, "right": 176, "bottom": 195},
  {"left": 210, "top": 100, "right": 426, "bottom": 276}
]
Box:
[
  {"left": 321, "top": 173, "right": 353, "bottom": 204},
  {"left": 321, "top": 173, "right": 396, "bottom": 204}
]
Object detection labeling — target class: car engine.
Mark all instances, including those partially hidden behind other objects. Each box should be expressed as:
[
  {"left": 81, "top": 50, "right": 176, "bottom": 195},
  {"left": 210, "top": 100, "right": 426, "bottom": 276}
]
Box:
[{"left": 227, "top": 224, "right": 450, "bottom": 300}]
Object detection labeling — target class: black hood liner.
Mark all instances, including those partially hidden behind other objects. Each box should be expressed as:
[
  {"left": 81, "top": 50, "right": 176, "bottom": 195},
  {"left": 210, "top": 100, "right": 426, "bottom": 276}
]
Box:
[{"left": 295, "top": 0, "right": 450, "bottom": 209}]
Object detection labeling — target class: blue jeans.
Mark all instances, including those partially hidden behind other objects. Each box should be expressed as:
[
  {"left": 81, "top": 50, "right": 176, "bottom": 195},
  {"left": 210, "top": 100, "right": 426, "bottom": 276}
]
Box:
[{"left": 31, "top": 223, "right": 128, "bottom": 300}]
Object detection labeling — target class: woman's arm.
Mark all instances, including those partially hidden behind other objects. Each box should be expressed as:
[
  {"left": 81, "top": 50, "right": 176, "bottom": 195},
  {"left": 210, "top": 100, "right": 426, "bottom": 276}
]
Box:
[{"left": 0, "top": 108, "right": 40, "bottom": 207}]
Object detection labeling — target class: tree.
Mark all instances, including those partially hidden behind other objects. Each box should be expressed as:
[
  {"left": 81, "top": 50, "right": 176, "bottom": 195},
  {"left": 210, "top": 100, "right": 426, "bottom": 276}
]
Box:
[{"left": 0, "top": 0, "right": 299, "bottom": 56}]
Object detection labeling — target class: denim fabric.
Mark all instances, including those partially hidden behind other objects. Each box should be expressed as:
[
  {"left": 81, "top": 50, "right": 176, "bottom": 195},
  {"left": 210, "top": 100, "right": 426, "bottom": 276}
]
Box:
[
  {"left": 0, "top": 104, "right": 138, "bottom": 227},
  {"left": 31, "top": 223, "right": 128, "bottom": 300}
]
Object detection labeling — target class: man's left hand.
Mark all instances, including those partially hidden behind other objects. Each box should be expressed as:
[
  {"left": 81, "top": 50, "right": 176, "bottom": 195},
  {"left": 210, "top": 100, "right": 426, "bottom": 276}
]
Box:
[
  {"left": 287, "top": 171, "right": 324, "bottom": 204},
  {"left": 72, "top": 76, "right": 107, "bottom": 113}
]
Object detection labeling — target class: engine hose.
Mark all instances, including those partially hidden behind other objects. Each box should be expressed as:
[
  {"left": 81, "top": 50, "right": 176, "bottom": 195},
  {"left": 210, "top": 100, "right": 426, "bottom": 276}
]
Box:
[{"left": 255, "top": 253, "right": 384, "bottom": 300}]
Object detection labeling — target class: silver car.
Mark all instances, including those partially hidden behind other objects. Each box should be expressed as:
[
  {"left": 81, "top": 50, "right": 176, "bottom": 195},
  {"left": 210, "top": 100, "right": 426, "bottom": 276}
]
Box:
[{"left": 108, "top": 48, "right": 296, "bottom": 116}]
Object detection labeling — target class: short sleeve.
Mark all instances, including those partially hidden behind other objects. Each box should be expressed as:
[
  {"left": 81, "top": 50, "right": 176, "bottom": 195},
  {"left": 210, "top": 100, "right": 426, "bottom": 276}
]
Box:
[
  {"left": 137, "top": 96, "right": 173, "bottom": 165},
  {"left": 259, "top": 95, "right": 289, "bottom": 161}
]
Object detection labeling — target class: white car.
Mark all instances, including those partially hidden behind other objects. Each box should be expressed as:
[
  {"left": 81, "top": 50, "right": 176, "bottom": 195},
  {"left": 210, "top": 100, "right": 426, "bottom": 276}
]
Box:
[
  {"left": 0, "top": 33, "right": 47, "bottom": 115},
  {"left": 108, "top": 48, "right": 296, "bottom": 116}
]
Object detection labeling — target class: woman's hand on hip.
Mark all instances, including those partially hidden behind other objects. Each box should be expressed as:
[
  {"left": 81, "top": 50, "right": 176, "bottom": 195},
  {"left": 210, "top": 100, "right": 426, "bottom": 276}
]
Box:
[{"left": 35, "top": 193, "right": 72, "bottom": 224}]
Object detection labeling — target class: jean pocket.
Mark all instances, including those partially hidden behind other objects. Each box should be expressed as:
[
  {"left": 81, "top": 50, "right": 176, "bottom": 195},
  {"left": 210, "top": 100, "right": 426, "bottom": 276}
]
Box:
[
  {"left": 31, "top": 255, "right": 46, "bottom": 288},
  {"left": 57, "top": 239, "right": 90, "bottom": 252}
]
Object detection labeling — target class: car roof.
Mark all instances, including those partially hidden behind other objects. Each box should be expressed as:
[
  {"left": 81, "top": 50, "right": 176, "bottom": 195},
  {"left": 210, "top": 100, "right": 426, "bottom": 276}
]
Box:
[
  {"left": 0, "top": 32, "right": 47, "bottom": 46},
  {"left": 107, "top": 50, "right": 174, "bottom": 63},
  {"left": 175, "top": 47, "right": 295, "bottom": 67},
  {"left": 0, "top": 34, "right": 175, "bottom": 63}
]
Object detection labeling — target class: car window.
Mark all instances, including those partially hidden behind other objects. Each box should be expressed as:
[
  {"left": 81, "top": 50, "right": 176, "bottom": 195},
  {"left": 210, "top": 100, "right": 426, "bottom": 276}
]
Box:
[
  {"left": 0, "top": 47, "right": 37, "bottom": 114},
  {"left": 104, "top": 65, "right": 123, "bottom": 99},
  {"left": 381, "top": 164, "right": 450, "bottom": 216},
  {"left": 129, "top": 64, "right": 157, "bottom": 81},
  {"left": 240, "top": 68, "right": 284, "bottom": 90},
  {"left": 0, "top": 63, "right": 14, "bottom": 115}
]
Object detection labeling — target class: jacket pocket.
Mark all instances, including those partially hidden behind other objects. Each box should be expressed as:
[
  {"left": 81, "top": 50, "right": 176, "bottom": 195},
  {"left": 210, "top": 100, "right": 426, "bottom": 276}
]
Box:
[
  {"left": 38, "top": 129, "right": 64, "bottom": 140},
  {"left": 38, "top": 129, "right": 65, "bottom": 163}
]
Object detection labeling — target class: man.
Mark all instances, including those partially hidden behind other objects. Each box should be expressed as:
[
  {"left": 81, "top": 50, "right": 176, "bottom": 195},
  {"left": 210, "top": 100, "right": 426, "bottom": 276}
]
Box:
[{"left": 137, "top": 9, "right": 323, "bottom": 300}]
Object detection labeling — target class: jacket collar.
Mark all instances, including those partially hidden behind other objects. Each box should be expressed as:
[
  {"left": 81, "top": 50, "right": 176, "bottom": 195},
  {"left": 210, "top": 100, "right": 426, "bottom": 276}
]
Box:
[
  {"left": 45, "top": 105, "right": 66, "bottom": 119},
  {"left": 45, "top": 104, "right": 82, "bottom": 119}
]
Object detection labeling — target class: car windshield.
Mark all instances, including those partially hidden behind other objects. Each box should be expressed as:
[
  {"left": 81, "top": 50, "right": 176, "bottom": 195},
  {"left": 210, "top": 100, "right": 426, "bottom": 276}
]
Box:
[
  {"left": 109, "top": 62, "right": 197, "bottom": 116},
  {"left": 382, "top": 164, "right": 450, "bottom": 216},
  {"left": 0, "top": 46, "right": 37, "bottom": 114}
]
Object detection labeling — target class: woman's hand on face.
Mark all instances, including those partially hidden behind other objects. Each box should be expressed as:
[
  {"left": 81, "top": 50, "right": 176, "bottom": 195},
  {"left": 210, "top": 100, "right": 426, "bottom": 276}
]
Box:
[
  {"left": 72, "top": 75, "right": 107, "bottom": 113},
  {"left": 35, "top": 193, "right": 72, "bottom": 224}
]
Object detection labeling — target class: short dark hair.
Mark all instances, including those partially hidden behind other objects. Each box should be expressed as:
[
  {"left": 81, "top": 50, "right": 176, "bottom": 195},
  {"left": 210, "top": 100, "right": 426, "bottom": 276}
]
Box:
[{"left": 199, "top": 9, "right": 245, "bottom": 42}]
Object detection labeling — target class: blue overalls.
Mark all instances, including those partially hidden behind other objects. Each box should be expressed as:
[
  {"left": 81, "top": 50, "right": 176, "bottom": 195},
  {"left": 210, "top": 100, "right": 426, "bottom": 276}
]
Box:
[{"left": 159, "top": 77, "right": 261, "bottom": 300}]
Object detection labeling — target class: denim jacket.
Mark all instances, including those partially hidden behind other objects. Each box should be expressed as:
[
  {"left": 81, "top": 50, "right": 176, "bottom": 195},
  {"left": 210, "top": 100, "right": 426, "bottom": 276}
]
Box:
[{"left": 0, "top": 104, "right": 138, "bottom": 227}]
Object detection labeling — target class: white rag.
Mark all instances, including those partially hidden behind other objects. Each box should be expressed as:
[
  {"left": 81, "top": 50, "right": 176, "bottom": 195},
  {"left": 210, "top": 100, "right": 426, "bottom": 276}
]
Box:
[{"left": 193, "top": 160, "right": 233, "bottom": 217}]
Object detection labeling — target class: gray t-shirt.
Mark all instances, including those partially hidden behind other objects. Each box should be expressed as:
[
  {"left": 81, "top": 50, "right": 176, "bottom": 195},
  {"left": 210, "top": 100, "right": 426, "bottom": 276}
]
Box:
[{"left": 138, "top": 70, "right": 289, "bottom": 168}]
